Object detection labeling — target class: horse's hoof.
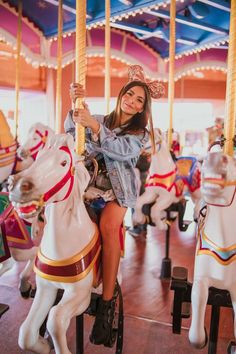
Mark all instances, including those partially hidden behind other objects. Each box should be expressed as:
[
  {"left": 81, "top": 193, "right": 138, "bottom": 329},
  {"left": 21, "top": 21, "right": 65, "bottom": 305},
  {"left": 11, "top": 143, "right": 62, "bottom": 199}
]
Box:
[
  {"left": 30, "top": 287, "right": 37, "bottom": 298},
  {"left": 227, "top": 340, "right": 236, "bottom": 354},
  {"left": 189, "top": 327, "right": 208, "bottom": 349},
  {"left": 202, "top": 327, "right": 208, "bottom": 349},
  {"left": 20, "top": 284, "right": 32, "bottom": 299},
  {"left": 44, "top": 331, "right": 54, "bottom": 350}
]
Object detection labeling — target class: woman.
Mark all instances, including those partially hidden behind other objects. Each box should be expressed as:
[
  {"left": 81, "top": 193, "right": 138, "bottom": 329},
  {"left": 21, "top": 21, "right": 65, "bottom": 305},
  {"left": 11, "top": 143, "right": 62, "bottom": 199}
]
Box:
[{"left": 64, "top": 66, "right": 163, "bottom": 347}]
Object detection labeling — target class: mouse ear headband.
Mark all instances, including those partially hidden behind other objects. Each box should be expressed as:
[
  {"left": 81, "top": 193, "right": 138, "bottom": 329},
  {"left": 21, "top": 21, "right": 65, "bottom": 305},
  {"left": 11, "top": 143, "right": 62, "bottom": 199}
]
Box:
[{"left": 128, "top": 65, "right": 164, "bottom": 99}]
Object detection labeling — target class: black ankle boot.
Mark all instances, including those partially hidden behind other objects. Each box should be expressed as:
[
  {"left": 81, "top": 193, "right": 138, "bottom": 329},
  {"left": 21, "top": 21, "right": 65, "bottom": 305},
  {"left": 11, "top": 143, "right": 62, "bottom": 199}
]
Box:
[{"left": 89, "top": 296, "right": 116, "bottom": 347}]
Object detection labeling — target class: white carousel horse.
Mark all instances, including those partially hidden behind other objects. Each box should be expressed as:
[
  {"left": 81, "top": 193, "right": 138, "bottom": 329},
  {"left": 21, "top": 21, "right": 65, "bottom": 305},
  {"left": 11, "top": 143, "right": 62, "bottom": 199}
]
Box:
[
  {"left": 0, "top": 115, "right": 55, "bottom": 188},
  {"left": 189, "top": 150, "right": 236, "bottom": 351},
  {"left": 8, "top": 133, "right": 101, "bottom": 354},
  {"left": 17, "top": 122, "right": 55, "bottom": 170},
  {"left": 0, "top": 122, "right": 54, "bottom": 295},
  {"left": 133, "top": 129, "right": 202, "bottom": 230}
]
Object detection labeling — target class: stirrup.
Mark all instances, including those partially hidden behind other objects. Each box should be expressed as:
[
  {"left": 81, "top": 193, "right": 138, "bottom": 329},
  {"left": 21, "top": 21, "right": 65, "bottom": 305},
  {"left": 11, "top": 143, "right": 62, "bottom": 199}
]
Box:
[{"left": 89, "top": 296, "right": 117, "bottom": 347}]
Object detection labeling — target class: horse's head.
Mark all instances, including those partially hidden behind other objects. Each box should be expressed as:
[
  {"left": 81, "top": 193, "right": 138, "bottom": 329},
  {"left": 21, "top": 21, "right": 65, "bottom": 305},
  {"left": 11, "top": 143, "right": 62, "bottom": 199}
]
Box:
[
  {"left": 17, "top": 123, "right": 55, "bottom": 161},
  {"left": 9, "top": 134, "right": 90, "bottom": 219},
  {"left": 148, "top": 128, "right": 176, "bottom": 175},
  {"left": 201, "top": 151, "right": 236, "bottom": 205}
]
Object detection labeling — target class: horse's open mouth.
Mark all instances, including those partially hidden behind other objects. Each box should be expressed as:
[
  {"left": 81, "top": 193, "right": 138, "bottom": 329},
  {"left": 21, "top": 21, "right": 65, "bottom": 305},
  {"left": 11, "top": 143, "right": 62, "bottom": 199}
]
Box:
[
  {"left": 201, "top": 172, "right": 226, "bottom": 197},
  {"left": 11, "top": 200, "right": 42, "bottom": 219},
  {"left": 203, "top": 177, "right": 224, "bottom": 187}
]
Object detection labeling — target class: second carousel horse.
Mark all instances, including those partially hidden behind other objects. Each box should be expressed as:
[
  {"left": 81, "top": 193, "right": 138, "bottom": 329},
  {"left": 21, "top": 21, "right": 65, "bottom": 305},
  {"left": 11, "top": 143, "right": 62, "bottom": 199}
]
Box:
[{"left": 133, "top": 128, "right": 202, "bottom": 230}]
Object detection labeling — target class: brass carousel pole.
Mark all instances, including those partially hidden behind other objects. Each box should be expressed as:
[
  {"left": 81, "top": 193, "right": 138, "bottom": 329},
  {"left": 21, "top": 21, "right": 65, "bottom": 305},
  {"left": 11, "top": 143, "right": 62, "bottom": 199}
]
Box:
[
  {"left": 15, "top": 0, "right": 22, "bottom": 139},
  {"left": 55, "top": 0, "right": 63, "bottom": 134},
  {"left": 105, "top": 0, "right": 111, "bottom": 115},
  {"left": 167, "top": 0, "right": 176, "bottom": 151},
  {"left": 223, "top": 0, "right": 236, "bottom": 157},
  {"left": 75, "top": 0, "right": 87, "bottom": 155},
  {"left": 160, "top": 0, "right": 176, "bottom": 281}
]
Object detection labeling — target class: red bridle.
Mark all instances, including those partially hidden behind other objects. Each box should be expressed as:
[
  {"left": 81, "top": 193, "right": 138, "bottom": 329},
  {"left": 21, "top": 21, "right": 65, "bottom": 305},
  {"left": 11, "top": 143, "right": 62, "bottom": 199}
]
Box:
[
  {"left": 39, "top": 146, "right": 75, "bottom": 205},
  {"left": 29, "top": 130, "right": 48, "bottom": 160}
]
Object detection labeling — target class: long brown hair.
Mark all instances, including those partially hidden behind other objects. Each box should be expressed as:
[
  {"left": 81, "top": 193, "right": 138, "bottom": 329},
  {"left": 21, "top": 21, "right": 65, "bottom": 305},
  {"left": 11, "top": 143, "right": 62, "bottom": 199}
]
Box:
[{"left": 104, "top": 80, "right": 152, "bottom": 136}]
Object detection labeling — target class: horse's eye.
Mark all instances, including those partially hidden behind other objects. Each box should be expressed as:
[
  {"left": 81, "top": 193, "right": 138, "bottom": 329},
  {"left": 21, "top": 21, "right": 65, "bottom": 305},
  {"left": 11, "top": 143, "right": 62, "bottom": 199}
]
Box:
[{"left": 61, "top": 160, "right": 67, "bottom": 167}]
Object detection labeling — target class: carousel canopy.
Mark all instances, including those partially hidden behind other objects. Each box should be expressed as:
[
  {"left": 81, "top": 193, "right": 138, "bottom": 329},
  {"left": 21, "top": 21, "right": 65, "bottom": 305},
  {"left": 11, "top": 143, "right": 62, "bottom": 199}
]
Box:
[{"left": 0, "top": 0, "right": 230, "bottom": 79}]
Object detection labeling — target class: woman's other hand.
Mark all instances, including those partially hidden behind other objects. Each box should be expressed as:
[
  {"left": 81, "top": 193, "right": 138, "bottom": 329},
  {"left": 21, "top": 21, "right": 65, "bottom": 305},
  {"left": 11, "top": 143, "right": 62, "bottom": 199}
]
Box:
[
  {"left": 70, "top": 83, "right": 85, "bottom": 103},
  {"left": 73, "top": 102, "right": 100, "bottom": 134}
]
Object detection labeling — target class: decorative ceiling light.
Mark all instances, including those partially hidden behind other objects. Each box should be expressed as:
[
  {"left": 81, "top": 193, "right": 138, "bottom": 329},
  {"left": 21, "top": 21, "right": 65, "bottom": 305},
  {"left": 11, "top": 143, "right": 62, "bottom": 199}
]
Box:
[
  {"left": 193, "top": 71, "right": 205, "bottom": 78},
  {"left": 118, "top": 0, "right": 133, "bottom": 5}
]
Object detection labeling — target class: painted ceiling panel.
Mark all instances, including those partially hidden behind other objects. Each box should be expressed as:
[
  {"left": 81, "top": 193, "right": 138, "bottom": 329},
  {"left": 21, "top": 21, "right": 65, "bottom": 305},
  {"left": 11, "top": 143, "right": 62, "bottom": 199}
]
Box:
[
  {"left": 0, "top": 0, "right": 230, "bottom": 79},
  {"left": 1, "top": 0, "right": 230, "bottom": 58}
]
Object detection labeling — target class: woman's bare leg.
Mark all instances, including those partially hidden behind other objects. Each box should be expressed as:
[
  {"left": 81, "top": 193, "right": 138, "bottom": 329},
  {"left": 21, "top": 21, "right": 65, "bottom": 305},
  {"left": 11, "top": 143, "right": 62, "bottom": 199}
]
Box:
[{"left": 99, "top": 201, "right": 127, "bottom": 300}]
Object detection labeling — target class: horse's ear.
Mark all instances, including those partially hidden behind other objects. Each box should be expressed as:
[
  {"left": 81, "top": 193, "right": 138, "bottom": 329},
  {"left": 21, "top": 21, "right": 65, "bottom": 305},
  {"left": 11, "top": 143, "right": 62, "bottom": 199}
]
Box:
[
  {"left": 47, "top": 134, "right": 73, "bottom": 149},
  {"left": 233, "top": 155, "right": 236, "bottom": 171},
  {"left": 29, "top": 122, "right": 43, "bottom": 133},
  {"left": 154, "top": 128, "right": 162, "bottom": 139},
  {"left": 65, "top": 134, "right": 75, "bottom": 150}
]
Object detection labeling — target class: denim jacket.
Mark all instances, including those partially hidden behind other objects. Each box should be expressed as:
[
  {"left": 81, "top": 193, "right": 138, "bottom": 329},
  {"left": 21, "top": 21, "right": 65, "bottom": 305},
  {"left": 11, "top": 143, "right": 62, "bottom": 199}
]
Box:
[{"left": 64, "top": 110, "right": 149, "bottom": 208}]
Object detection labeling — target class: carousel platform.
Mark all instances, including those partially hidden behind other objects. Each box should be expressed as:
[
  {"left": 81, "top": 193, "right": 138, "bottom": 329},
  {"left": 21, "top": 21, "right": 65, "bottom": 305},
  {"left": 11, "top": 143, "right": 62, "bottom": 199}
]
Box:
[{"left": 0, "top": 215, "right": 234, "bottom": 354}]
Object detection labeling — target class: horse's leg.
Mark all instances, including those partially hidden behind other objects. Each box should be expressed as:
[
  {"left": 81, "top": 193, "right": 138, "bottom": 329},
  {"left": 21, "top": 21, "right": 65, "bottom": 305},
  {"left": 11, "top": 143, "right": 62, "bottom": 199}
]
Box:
[
  {"left": 0, "top": 257, "right": 15, "bottom": 275},
  {"left": 150, "top": 191, "right": 174, "bottom": 230},
  {"left": 189, "top": 277, "right": 209, "bottom": 348},
  {"left": 47, "top": 283, "right": 92, "bottom": 354},
  {"left": 133, "top": 191, "right": 158, "bottom": 224},
  {"left": 189, "top": 189, "right": 203, "bottom": 221},
  {"left": 10, "top": 246, "right": 38, "bottom": 294},
  {"left": 18, "top": 257, "right": 36, "bottom": 296},
  {"left": 19, "top": 278, "right": 57, "bottom": 354}
]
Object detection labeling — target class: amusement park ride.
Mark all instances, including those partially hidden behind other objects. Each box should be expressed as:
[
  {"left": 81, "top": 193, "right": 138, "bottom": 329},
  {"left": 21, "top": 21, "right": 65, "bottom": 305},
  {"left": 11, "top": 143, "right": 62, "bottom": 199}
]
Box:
[{"left": 0, "top": 0, "right": 235, "bottom": 354}]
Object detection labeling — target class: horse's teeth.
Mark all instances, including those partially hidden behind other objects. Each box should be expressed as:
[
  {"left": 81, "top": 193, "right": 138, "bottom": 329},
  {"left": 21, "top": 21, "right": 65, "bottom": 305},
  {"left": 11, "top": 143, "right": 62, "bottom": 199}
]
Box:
[
  {"left": 204, "top": 173, "right": 222, "bottom": 179},
  {"left": 202, "top": 183, "right": 220, "bottom": 190}
]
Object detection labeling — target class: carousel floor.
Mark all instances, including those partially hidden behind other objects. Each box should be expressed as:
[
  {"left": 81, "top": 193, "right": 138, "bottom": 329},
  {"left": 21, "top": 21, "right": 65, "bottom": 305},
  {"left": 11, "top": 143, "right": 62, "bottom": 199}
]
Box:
[{"left": 0, "top": 207, "right": 234, "bottom": 354}]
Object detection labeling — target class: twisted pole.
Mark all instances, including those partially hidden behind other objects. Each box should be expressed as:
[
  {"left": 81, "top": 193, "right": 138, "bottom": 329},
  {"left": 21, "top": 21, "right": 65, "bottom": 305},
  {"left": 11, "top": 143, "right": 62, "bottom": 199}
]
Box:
[
  {"left": 105, "top": 0, "right": 111, "bottom": 115},
  {"left": 15, "top": 0, "right": 22, "bottom": 139},
  {"left": 55, "top": 0, "right": 63, "bottom": 133},
  {"left": 223, "top": 0, "right": 236, "bottom": 157},
  {"left": 75, "top": 0, "right": 87, "bottom": 155},
  {"left": 167, "top": 0, "right": 176, "bottom": 150}
]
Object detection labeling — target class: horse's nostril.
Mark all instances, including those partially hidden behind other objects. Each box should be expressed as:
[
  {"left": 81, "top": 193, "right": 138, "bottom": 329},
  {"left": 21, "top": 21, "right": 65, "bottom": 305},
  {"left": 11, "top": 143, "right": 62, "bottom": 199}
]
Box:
[
  {"left": 20, "top": 180, "right": 34, "bottom": 192},
  {"left": 18, "top": 148, "right": 29, "bottom": 159}
]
